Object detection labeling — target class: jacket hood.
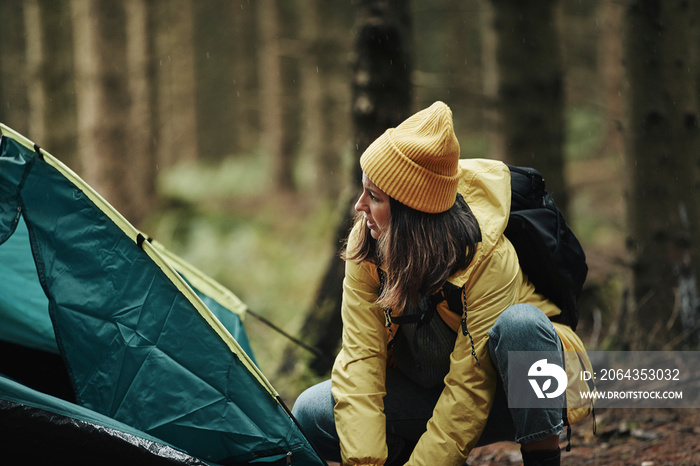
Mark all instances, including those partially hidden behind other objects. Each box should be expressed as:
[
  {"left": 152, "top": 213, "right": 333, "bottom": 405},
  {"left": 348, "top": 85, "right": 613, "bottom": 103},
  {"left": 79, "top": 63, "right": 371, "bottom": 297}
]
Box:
[{"left": 448, "top": 158, "right": 512, "bottom": 287}]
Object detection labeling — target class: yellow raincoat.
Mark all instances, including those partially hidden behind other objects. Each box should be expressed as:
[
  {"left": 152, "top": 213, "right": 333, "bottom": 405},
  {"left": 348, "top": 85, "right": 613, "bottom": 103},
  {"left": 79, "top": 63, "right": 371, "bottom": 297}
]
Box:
[{"left": 331, "top": 159, "right": 592, "bottom": 465}]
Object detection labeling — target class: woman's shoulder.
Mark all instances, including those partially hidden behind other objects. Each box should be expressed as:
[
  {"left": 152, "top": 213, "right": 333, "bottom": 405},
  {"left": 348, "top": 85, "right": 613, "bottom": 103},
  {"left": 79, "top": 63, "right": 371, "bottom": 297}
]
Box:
[
  {"left": 346, "top": 219, "right": 364, "bottom": 247},
  {"left": 345, "top": 221, "right": 381, "bottom": 285}
]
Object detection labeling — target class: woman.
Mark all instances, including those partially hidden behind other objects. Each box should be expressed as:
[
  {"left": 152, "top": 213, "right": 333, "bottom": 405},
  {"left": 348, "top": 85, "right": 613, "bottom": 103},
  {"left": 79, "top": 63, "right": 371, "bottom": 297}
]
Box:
[{"left": 293, "top": 102, "right": 592, "bottom": 466}]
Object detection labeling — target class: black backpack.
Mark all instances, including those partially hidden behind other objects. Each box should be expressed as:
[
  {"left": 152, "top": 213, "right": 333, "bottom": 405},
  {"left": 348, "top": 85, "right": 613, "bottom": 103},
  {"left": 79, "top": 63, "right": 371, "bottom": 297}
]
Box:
[{"left": 505, "top": 165, "right": 588, "bottom": 330}]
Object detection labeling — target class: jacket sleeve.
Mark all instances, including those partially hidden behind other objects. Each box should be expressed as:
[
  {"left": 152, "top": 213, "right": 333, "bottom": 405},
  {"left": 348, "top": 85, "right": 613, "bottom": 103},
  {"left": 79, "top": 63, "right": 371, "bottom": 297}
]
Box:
[
  {"left": 407, "top": 240, "right": 522, "bottom": 466},
  {"left": 331, "top": 256, "right": 389, "bottom": 465}
]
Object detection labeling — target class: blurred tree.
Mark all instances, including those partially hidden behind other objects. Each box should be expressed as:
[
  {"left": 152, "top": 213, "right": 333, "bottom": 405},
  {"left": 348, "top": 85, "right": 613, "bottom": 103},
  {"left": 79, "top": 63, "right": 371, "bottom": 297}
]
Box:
[
  {"left": 484, "top": 0, "right": 568, "bottom": 212},
  {"left": 277, "top": 0, "right": 413, "bottom": 379},
  {"left": 230, "top": 0, "right": 261, "bottom": 156},
  {"left": 279, "top": 0, "right": 303, "bottom": 189},
  {"left": 125, "top": 0, "right": 158, "bottom": 223},
  {"left": 153, "top": 0, "right": 199, "bottom": 168},
  {"left": 446, "top": 1, "right": 486, "bottom": 141},
  {"left": 299, "top": 0, "right": 327, "bottom": 191},
  {"left": 193, "top": 0, "right": 261, "bottom": 160},
  {"left": 412, "top": 1, "right": 485, "bottom": 144},
  {"left": 193, "top": 0, "right": 239, "bottom": 160},
  {"left": 622, "top": 0, "right": 700, "bottom": 348},
  {"left": 299, "top": 0, "right": 353, "bottom": 198},
  {"left": 23, "top": 0, "right": 78, "bottom": 169},
  {"left": 558, "top": 0, "right": 600, "bottom": 108},
  {"left": 0, "top": 0, "right": 29, "bottom": 135},
  {"left": 71, "top": 0, "right": 158, "bottom": 226},
  {"left": 350, "top": 0, "right": 412, "bottom": 167},
  {"left": 597, "top": 0, "right": 625, "bottom": 157},
  {"left": 70, "top": 0, "right": 131, "bottom": 218},
  {"left": 258, "top": 0, "right": 297, "bottom": 192},
  {"left": 480, "top": 0, "right": 500, "bottom": 160}
]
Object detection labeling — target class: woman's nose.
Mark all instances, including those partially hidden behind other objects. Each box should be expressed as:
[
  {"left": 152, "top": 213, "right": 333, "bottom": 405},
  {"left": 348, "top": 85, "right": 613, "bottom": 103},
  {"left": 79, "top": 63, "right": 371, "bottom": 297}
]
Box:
[{"left": 355, "top": 192, "right": 367, "bottom": 213}]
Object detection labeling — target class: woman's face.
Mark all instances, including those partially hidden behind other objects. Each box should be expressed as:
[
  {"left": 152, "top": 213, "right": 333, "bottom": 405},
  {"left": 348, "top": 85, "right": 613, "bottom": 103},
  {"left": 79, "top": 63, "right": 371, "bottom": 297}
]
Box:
[{"left": 355, "top": 173, "right": 391, "bottom": 240}]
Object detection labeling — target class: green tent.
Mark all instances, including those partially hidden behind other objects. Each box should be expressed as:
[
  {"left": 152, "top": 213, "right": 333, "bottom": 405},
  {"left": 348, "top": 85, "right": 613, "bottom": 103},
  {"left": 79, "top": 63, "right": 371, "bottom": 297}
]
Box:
[{"left": 0, "top": 124, "right": 325, "bottom": 465}]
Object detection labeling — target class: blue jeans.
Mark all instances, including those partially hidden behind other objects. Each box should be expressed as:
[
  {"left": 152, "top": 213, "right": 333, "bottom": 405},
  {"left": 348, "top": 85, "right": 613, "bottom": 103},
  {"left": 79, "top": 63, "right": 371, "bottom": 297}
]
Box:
[{"left": 292, "top": 304, "right": 565, "bottom": 462}]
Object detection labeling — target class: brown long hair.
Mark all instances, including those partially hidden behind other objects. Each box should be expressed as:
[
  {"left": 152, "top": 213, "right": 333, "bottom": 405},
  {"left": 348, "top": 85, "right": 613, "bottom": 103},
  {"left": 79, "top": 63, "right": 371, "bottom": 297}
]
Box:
[{"left": 343, "top": 193, "right": 481, "bottom": 312}]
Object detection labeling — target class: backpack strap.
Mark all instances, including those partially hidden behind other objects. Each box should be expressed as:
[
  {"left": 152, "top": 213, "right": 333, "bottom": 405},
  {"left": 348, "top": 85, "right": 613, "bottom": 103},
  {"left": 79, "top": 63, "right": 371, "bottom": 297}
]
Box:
[
  {"left": 378, "top": 270, "right": 481, "bottom": 365},
  {"left": 459, "top": 286, "right": 480, "bottom": 366}
]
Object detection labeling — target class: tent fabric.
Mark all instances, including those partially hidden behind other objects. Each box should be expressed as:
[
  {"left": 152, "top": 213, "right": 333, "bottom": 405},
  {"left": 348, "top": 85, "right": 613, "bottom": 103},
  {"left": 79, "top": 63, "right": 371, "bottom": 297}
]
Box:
[
  {"left": 0, "top": 124, "right": 325, "bottom": 465},
  {"left": 0, "top": 212, "right": 55, "bottom": 353}
]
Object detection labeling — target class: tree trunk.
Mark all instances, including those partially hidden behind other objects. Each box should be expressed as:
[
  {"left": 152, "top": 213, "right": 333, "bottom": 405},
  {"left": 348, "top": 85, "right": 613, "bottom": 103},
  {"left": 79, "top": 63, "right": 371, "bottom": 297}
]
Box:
[
  {"left": 276, "top": 0, "right": 413, "bottom": 380},
  {"left": 487, "top": 0, "right": 568, "bottom": 212},
  {"left": 480, "top": 0, "right": 503, "bottom": 160},
  {"left": 299, "top": 0, "right": 326, "bottom": 192},
  {"left": 193, "top": 0, "right": 239, "bottom": 161},
  {"left": 0, "top": 0, "right": 29, "bottom": 134},
  {"left": 231, "top": 0, "right": 260, "bottom": 156},
  {"left": 71, "top": 0, "right": 130, "bottom": 216},
  {"left": 448, "top": 1, "right": 486, "bottom": 141},
  {"left": 623, "top": 0, "right": 700, "bottom": 348},
  {"left": 597, "top": 0, "right": 625, "bottom": 158},
  {"left": 258, "top": 0, "right": 296, "bottom": 192},
  {"left": 411, "top": 1, "right": 483, "bottom": 143},
  {"left": 124, "top": 0, "right": 158, "bottom": 226},
  {"left": 299, "top": 0, "right": 353, "bottom": 198},
  {"left": 351, "top": 0, "right": 413, "bottom": 167},
  {"left": 153, "top": 0, "right": 199, "bottom": 169},
  {"left": 24, "top": 0, "right": 78, "bottom": 169},
  {"left": 317, "top": 1, "right": 354, "bottom": 200}
]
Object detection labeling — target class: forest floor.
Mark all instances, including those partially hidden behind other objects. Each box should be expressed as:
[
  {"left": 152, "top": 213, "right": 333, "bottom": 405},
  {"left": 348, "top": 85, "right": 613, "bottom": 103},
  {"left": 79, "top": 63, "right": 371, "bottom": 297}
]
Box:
[{"left": 467, "top": 408, "right": 700, "bottom": 465}]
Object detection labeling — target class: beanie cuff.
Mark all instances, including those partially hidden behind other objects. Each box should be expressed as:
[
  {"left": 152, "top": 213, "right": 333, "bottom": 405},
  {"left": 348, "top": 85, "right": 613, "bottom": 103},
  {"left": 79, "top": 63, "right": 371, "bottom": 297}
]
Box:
[{"left": 360, "top": 129, "right": 460, "bottom": 213}]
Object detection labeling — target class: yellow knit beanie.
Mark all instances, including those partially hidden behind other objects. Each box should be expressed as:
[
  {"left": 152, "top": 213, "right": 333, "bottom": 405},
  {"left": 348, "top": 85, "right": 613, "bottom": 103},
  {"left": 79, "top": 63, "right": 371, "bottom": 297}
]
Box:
[{"left": 360, "top": 101, "right": 461, "bottom": 213}]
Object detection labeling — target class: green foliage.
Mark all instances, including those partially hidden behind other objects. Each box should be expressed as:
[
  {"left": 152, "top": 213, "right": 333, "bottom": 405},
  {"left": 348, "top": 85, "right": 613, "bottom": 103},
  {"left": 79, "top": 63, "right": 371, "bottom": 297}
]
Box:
[
  {"left": 565, "top": 106, "right": 606, "bottom": 162},
  {"left": 564, "top": 105, "right": 625, "bottom": 248}
]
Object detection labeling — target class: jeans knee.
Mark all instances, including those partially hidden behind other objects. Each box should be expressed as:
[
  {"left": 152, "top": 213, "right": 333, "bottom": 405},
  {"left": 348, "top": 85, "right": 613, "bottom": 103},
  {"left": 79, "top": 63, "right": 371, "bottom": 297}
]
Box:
[
  {"left": 291, "top": 386, "right": 314, "bottom": 428},
  {"left": 291, "top": 380, "right": 336, "bottom": 440},
  {"left": 489, "top": 304, "right": 560, "bottom": 360},
  {"left": 491, "top": 304, "right": 550, "bottom": 339},
  {"left": 291, "top": 380, "right": 341, "bottom": 460}
]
